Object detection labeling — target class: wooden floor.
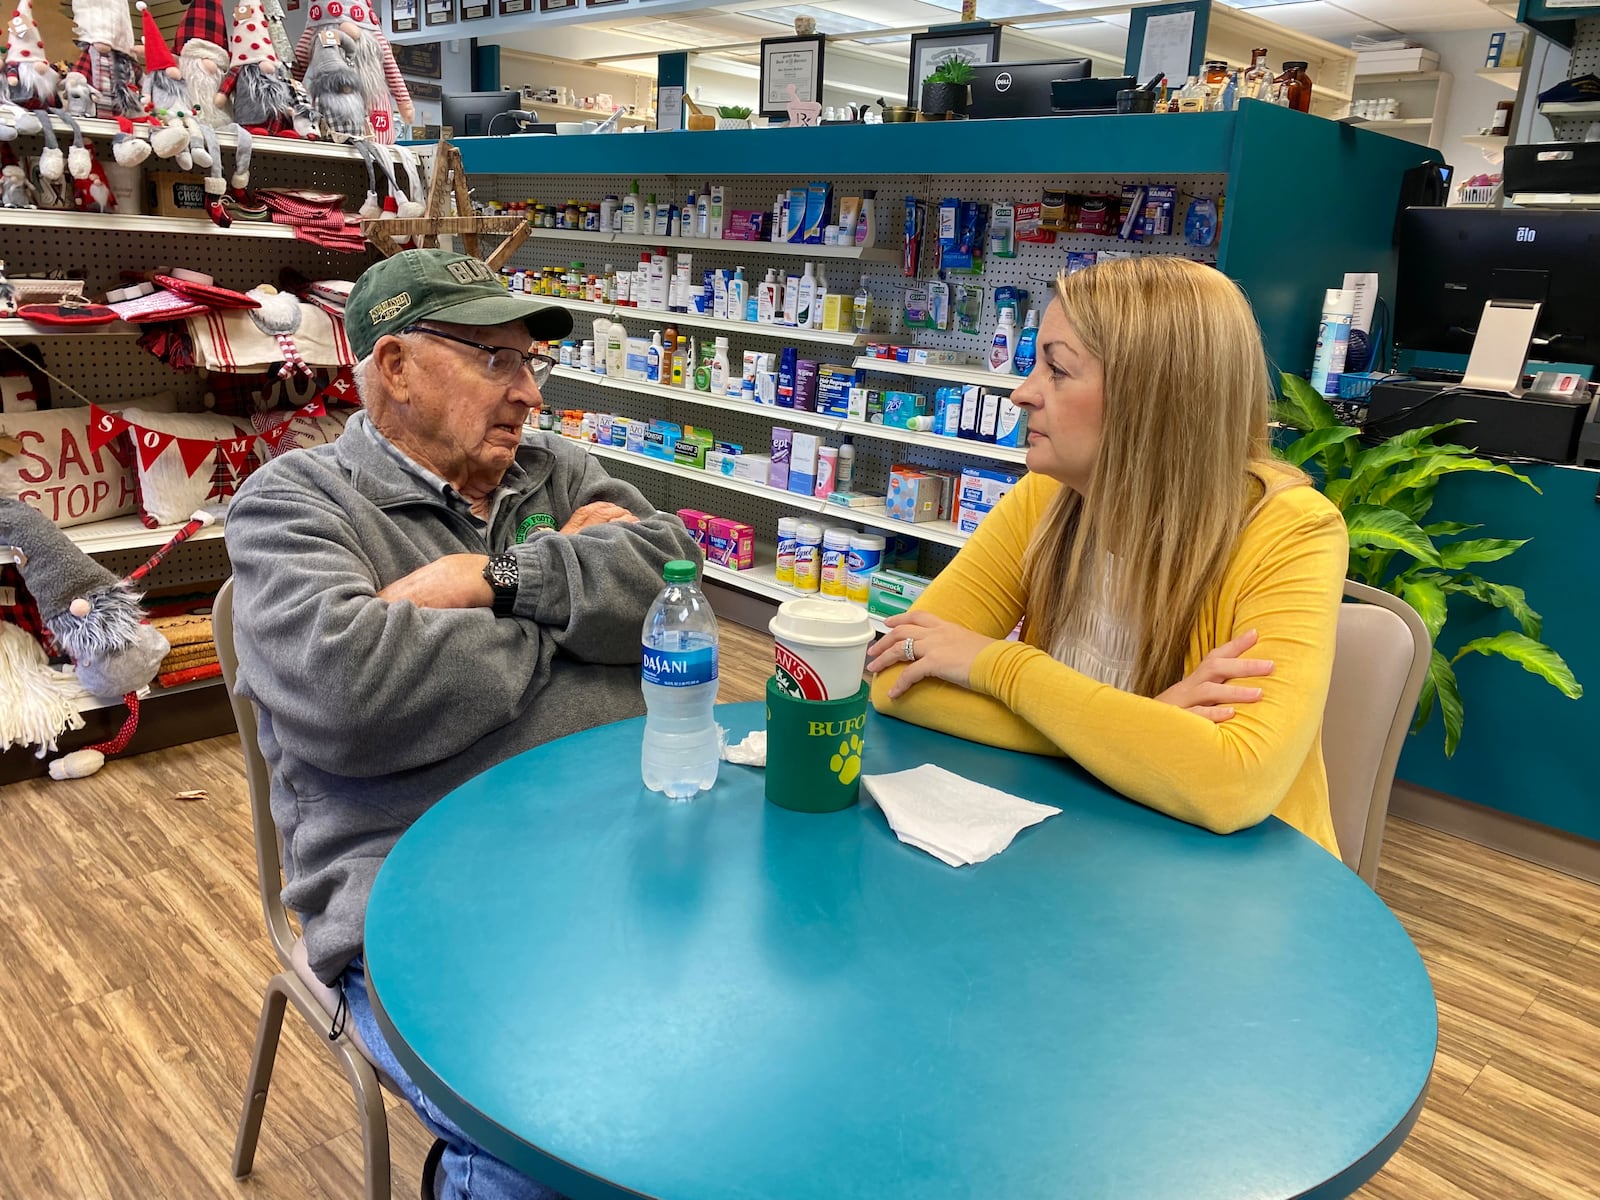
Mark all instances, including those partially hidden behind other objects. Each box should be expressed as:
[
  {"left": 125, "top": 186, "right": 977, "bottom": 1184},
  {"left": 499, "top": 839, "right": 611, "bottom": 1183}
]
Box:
[{"left": 1, "top": 619, "right": 1598, "bottom": 1199}]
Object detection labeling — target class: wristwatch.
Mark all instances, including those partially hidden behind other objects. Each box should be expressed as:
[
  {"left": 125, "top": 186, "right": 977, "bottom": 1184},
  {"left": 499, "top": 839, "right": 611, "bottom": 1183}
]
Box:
[{"left": 482, "top": 551, "right": 519, "bottom": 617}]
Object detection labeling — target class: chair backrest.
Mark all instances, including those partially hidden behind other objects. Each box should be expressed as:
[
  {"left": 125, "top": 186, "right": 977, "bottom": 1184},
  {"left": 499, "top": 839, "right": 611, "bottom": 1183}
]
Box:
[
  {"left": 214, "top": 577, "right": 297, "bottom": 969},
  {"left": 1323, "top": 579, "right": 1432, "bottom": 886}
]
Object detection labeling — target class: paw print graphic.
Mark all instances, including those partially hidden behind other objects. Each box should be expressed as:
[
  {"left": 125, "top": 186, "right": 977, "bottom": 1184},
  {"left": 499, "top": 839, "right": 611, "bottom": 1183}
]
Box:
[{"left": 830, "top": 734, "right": 863, "bottom": 785}]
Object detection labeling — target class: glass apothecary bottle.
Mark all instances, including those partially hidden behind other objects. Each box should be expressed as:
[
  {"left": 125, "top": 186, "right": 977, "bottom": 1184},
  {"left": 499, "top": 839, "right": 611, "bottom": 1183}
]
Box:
[{"left": 1277, "top": 62, "right": 1313, "bottom": 114}]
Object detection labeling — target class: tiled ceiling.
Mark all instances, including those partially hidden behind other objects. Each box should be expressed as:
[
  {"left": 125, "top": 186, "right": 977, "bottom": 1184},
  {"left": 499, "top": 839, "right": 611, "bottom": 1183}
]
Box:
[{"left": 496, "top": 0, "right": 1524, "bottom": 81}]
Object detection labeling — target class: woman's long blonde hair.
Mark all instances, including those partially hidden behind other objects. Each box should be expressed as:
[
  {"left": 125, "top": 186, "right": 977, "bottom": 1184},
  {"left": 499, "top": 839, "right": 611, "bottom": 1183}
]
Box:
[{"left": 1022, "top": 256, "right": 1301, "bottom": 696}]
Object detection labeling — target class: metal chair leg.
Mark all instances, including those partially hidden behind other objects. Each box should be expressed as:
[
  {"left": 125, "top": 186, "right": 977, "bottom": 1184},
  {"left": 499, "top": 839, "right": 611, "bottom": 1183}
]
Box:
[
  {"left": 334, "top": 1042, "right": 392, "bottom": 1200},
  {"left": 231, "top": 975, "right": 289, "bottom": 1178}
]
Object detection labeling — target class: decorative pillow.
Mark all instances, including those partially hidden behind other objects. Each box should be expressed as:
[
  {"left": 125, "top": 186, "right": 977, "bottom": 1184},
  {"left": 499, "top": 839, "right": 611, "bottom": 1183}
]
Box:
[
  {"left": 116, "top": 408, "right": 255, "bottom": 527},
  {"left": 253, "top": 408, "right": 351, "bottom": 459},
  {"left": 0, "top": 394, "right": 178, "bottom": 528}
]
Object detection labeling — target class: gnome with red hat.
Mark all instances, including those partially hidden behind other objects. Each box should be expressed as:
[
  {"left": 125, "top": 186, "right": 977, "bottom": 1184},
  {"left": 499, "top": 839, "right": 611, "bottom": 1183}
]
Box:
[
  {"left": 216, "top": 0, "right": 296, "bottom": 135},
  {"left": 137, "top": 2, "right": 204, "bottom": 167},
  {"left": 174, "top": 0, "right": 234, "bottom": 128},
  {"left": 293, "top": 0, "right": 411, "bottom": 144}
]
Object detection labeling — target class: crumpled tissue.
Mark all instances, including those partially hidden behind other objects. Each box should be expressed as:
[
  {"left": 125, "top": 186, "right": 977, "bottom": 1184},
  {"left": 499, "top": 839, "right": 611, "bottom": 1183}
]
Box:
[
  {"left": 721, "top": 727, "right": 767, "bottom": 767},
  {"left": 862, "top": 763, "right": 1060, "bottom": 866}
]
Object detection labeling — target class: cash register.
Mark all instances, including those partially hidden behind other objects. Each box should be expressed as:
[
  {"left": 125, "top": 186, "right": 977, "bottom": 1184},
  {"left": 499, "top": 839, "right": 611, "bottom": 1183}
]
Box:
[{"left": 1373, "top": 207, "right": 1600, "bottom": 464}]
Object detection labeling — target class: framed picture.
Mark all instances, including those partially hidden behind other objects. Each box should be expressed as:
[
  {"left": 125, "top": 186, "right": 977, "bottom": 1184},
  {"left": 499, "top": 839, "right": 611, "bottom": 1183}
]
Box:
[
  {"left": 584, "top": 0, "right": 629, "bottom": 7},
  {"left": 537, "top": 0, "right": 575, "bottom": 9},
  {"left": 424, "top": 0, "right": 454, "bottom": 27},
  {"left": 461, "top": 0, "right": 490, "bottom": 17},
  {"left": 500, "top": 0, "right": 530, "bottom": 12},
  {"left": 907, "top": 25, "right": 1000, "bottom": 102},
  {"left": 759, "top": 34, "right": 825, "bottom": 121},
  {"left": 393, "top": 40, "right": 442, "bottom": 78},
  {"left": 391, "top": 0, "right": 418, "bottom": 32}
]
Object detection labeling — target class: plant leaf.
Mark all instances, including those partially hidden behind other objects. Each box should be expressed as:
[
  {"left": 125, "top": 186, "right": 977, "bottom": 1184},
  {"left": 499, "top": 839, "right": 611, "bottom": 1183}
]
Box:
[
  {"left": 1441, "top": 574, "right": 1543, "bottom": 639},
  {"left": 1282, "top": 424, "right": 1362, "bottom": 467},
  {"left": 1344, "top": 504, "right": 1441, "bottom": 567},
  {"left": 1436, "top": 537, "right": 1529, "bottom": 570},
  {"left": 1434, "top": 650, "right": 1464, "bottom": 757},
  {"left": 1276, "top": 372, "right": 1339, "bottom": 431},
  {"left": 1421, "top": 521, "right": 1481, "bottom": 537},
  {"left": 1323, "top": 476, "right": 1352, "bottom": 509},
  {"left": 1397, "top": 575, "right": 1448, "bottom": 642},
  {"left": 1371, "top": 454, "right": 1538, "bottom": 506},
  {"left": 1451, "top": 631, "right": 1584, "bottom": 700},
  {"left": 1392, "top": 419, "right": 1473, "bottom": 449}
]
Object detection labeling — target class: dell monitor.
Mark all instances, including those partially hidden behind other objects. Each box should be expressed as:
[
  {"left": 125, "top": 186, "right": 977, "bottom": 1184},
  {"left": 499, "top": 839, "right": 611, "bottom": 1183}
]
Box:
[
  {"left": 1395, "top": 206, "right": 1600, "bottom": 368},
  {"left": 969, "top": 58, "right": 1092, "bottom": 120},
  {"left": 443, "top": 90, "right": 519, "bottom": 137}
]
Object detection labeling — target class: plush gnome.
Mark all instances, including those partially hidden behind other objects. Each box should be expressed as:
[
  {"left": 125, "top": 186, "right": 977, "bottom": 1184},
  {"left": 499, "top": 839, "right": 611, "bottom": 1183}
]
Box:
[
  {"left": 70, "top": 0, "right": 142, "bottom": 118},
  {"left": 0, "top": 1, "right": 51, "bottom": 154},
  {"left": 0, "top": 497, "right": 174, "bottom": 780},
  {"left": 301, "top": 24, "right": 365, "bottom": 139},
  {"left": 217, "top": 0, "right": 296, "bottom": 135},
  {"left": 293, "top": 0, "right": 411, "bottom": 144},
  {"left": 136, "top": 3, "right": 202, "bottom": 168}
]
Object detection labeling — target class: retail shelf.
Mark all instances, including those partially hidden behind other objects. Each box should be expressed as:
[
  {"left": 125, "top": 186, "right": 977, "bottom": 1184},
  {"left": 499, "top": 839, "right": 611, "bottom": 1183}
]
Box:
[
  {"left": 72, "top": 673, "right": 220, "bottom": 715},
  {"left": 581, "top": 440, "right": 970, "bottom": 548},
  {"left": 0, "top": 208, "right": 297, "bottom": 239},
  {"left": 58, "top": 115, "right": 366, "bottom": 161},
  {"left": 553, "top": 297, "right": 870, "bottom": 348},
  {"left": 850, "top": 356, "right": 1022, "bottom": 392},
  {"left": 508, "top": 226, "right": 902, "bottom": 264},
  {"left": 64, "top": 515, "right": 227, "bottom": 556},
  {"left": 1461, "top": 134, "right": 1510, "bottom": 147},
  {"left": 1539, "top": 101, "right": 1600, "bottom": 117},
  {"left": 703, "top": 551, "right": 889, "bottom": 634},
  {"left": 0, "top": 318, "right": 137, "bottom": 338},
  {"left": 1338, "top": 116, "right": 1433, "bottom": 127},
  {"left": 1351, "top": 70, "right": 1446, "bottom": 85},
  {"left": 1476, "top": 67, "right": 1523, "bottom": 90},
  {"left": 551, "top": 366, "right": 1029, "bottom": 464}
]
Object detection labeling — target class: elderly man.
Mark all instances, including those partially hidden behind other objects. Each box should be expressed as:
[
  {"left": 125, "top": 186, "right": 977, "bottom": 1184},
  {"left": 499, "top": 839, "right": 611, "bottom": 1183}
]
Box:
[{"left": 226, "top": 248, "right": 699, "bottom": 1200}]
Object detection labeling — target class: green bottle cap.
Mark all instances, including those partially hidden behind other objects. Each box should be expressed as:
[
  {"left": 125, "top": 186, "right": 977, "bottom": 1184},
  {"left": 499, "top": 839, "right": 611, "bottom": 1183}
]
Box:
[{"left": 663, "top": 560, "right": 698, "bottom": 583}]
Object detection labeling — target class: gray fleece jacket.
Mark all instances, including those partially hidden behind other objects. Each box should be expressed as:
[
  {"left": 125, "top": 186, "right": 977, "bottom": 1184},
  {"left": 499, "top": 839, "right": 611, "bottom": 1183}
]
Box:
[{"left": 225, "top": 413, "right": 699, "bottom": 983}]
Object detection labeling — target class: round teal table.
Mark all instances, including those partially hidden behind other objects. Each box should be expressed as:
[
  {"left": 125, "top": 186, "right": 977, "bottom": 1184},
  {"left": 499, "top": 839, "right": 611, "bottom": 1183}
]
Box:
[{"left": 365, "top": 702, "right": 1436, "bottom": 1200}]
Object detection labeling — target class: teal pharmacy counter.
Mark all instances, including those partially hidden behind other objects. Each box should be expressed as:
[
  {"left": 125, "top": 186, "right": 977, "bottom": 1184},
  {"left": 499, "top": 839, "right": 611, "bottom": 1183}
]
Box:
[{"left": 1395, "top": 464, "right": 1600, "bottom": 843}]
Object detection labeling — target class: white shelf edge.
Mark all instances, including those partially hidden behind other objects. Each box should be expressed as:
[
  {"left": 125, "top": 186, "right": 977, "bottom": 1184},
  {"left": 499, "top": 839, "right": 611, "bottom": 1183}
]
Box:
[
  {"left": 555, "top": 297, "right": 869, "bottom": 347},
  {"left": 1352, "top": 70, "right": 1445, "bottom": 84},
  {"left": 511, "top": 226, "right": 901, "bottom": 263},
  {"left": 64, "top": 516, "right": 227, "bottom": 556},
  {"left": 0, "top": 207, "right": 299, "bottom": 240},
  {"left": 59, "top": 115, "right": 366, "bottom": 161},
  {"left": 1476, "top": 67, "right": 1522, "bottom": 90},
  {"left": 1540, "top": 101, "right": 1600, "bottom": 116},
  {"left": 0, "top": 318, "right": 138, "bottom": 338},
  {"left": 1507, "top": 193, "right": 1600, "bottom": 209},
  {"left": 579, "top": 439, "right": 970, "bottom": 548},
  {"left": 1340, "top": 116, "right": 1433, "bottom": 127},
  {"left": 550, "top": 366, "right": 1029, "bottom": 464},
  {"left": 850, "top": 356, "right": 1022, "bottom": 392},
  {"left": 1461, "top": 134, "right": 1509, "bottom": 146}
]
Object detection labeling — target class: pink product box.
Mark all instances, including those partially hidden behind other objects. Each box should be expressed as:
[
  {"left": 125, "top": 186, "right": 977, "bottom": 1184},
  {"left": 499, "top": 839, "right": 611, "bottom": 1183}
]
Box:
[
  {"left": 676, "top": 508, "right": 714, "bottom": 547},
  {"left": 726, "top": 211, "right": 769, "bottom": 241},
  {"left": 705, "top": 517, "right": 754, "bottom": 570}
]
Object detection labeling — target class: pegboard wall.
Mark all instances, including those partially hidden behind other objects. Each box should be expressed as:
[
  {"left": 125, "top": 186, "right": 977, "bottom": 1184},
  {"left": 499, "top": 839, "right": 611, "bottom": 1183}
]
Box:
[
  {"left": 1546, "top": 15, "right": 1600, "bottom": 143},
  {"left": 90, "top": 537, "right": 233, "bottom": 588},
  {"left": 0, "top": 139, "right": 378, "bottom": 412},
  {"left": 490, "top": 166, "right": 1225, "bottom": 573}
]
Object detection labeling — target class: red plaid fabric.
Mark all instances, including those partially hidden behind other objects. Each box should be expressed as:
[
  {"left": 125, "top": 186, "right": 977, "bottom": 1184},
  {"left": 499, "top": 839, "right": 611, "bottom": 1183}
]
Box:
[
  {"left": 174, "top": 0, "right": 231, "bottom": 54},
  {"left": 1, "top": 564, "right": 60, "bottom": 658}
]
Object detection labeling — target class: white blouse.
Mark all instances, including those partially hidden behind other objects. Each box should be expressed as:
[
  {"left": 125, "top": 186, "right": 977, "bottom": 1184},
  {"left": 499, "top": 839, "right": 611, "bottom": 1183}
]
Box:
[{"left": 1049, "top": 555, "right": 1139, "bottom": 691}]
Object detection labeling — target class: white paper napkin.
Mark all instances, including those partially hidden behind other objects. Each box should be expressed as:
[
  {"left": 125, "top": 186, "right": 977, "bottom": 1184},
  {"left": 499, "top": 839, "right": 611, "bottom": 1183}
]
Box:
[
  {"left": 721, "top": 727, "right": 767, "bottom": 767},
  {"left": 862, "top": 764, "right": 1061, "bottom": 866}
]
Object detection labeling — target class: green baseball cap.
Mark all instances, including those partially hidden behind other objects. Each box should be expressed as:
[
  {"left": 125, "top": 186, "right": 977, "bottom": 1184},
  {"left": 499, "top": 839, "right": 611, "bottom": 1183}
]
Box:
[{"left": 345, "top": 248, "right": 574, "bottom": 361}]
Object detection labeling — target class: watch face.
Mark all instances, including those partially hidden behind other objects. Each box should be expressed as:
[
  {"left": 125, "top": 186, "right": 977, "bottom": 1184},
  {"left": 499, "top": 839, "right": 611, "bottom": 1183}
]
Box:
[{"left": 487, "top": 554, "right": 518, "bottom": 589}]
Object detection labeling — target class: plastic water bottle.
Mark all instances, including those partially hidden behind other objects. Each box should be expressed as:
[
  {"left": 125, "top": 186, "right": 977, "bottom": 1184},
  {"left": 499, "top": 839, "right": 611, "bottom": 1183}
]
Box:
[{"left": 640, "top": 560, "right": 720, "bottom": 800}]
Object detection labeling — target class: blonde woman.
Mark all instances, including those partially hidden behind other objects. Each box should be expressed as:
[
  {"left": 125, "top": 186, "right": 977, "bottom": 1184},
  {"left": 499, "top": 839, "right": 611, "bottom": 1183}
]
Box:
[{"left": 867, "top": 256, "right": 1347, "bottom": 853}]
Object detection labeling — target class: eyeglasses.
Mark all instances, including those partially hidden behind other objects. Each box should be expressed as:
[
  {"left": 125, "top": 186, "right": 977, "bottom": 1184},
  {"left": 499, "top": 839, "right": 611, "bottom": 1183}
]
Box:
[{"left": 402, "top": 325, "right": 555, "bottom": 388}]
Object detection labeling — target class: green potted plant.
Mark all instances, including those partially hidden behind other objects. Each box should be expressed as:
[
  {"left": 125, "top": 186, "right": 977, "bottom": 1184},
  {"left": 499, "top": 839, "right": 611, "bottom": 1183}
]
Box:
[
  {"left": 1274, "top": 373, "right": 1581, "bottom": 756},
  {"left": 920, "top": 60, "right": 975, "bottom": 119},
  {"left": 716, "top": 105, "right": 753, "bottom": 130}
]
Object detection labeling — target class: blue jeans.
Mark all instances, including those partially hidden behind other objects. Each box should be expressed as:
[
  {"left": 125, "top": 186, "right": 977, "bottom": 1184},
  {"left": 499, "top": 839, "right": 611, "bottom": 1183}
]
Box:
[{"left": 341, "top": 958, "right": 569, "bottom": 1200}]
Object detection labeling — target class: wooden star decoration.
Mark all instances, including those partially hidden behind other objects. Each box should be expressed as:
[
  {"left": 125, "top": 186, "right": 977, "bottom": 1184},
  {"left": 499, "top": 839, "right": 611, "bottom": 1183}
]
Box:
[{"left": 361, "top": 140, "right": 532, "bottom": 270}]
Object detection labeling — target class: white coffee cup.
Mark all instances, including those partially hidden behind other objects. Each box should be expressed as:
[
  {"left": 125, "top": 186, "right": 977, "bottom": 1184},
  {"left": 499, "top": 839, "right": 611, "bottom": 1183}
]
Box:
[{"left": 770, "top": 597, "right": 874, "bottom": 701}]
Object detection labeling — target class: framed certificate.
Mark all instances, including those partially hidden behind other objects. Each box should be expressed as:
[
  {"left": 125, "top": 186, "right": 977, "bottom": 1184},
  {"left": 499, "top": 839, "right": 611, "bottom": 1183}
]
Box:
[
  {"left": 759, "top": 34, "right": 825, "bottom": 121},
  {"left": 461, "top": 0, "right": 489, "bottom": 17},
  {"left": 391, "top": 0, "right": 418, "bottom": 32},
  {"left": 424, "top": 0, "right": 455, "bottom": 27},
  {"left": 500, "top": 0, "right": 530, "bottom": 12}
]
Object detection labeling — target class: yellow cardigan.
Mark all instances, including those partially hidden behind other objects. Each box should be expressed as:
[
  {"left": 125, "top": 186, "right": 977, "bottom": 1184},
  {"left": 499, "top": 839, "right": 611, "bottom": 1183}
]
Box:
[{"left": 870, "top": 470, "right": 1347, "bottom": 855}]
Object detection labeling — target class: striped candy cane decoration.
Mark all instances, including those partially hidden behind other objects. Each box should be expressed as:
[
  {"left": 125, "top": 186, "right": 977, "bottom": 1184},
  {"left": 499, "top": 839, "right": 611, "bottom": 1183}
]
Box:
[{"left": 122, "top": 510, "right": 217, "bottom": 588}]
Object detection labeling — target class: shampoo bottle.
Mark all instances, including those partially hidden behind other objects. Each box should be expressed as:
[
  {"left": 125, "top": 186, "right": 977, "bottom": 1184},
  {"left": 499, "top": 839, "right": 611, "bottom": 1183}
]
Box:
[
  {"left": 796, "top": 262, "right": 816, "bottom": 330},
  {"left": 622, "top": 180, "right": 640, "bottom": 234},
  {"left": 758, "top": 268, "right": 779, "bottom": 323},
  {"left": 1012, "top": 307, "right": 1040, "bottom": 377},
  {"left": 645, "top": 332, "right": 663, "bottom": 383},
  {"left": 727, "top": 266, "right": 747, "bottom": 323},
  {"left": 987, "top": 309, "right": 1017, "bottom": 374}
]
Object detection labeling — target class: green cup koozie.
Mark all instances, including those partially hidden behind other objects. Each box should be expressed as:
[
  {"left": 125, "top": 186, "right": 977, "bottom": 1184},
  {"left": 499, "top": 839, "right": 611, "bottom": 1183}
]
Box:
[{"left": 765, "top": 676, "right": 871, "bottom": 813}]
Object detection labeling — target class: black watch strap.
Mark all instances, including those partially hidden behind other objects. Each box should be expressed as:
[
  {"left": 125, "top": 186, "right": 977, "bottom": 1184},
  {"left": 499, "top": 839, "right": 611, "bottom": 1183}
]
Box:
[{"left": 483, "top": 551, "right": 520, "bottom": 617}]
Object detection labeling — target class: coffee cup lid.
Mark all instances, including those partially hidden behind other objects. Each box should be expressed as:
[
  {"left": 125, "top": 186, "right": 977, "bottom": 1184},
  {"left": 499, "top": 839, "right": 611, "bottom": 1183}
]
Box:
[{"left": 770, "top": 597, "right": 875, "bottom": 648}]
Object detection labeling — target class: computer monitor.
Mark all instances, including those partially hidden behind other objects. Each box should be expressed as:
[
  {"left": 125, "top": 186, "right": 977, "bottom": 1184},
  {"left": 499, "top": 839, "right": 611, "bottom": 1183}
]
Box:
[
  {"left": 968, "top": 58, "right": 1092, "bottom": 120},
  {"left": 1395, "top": 207, "right": 1600, "bottom": 367},
  {"left": 442, "top": 90, "right": 519, "bottom": 137}
]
